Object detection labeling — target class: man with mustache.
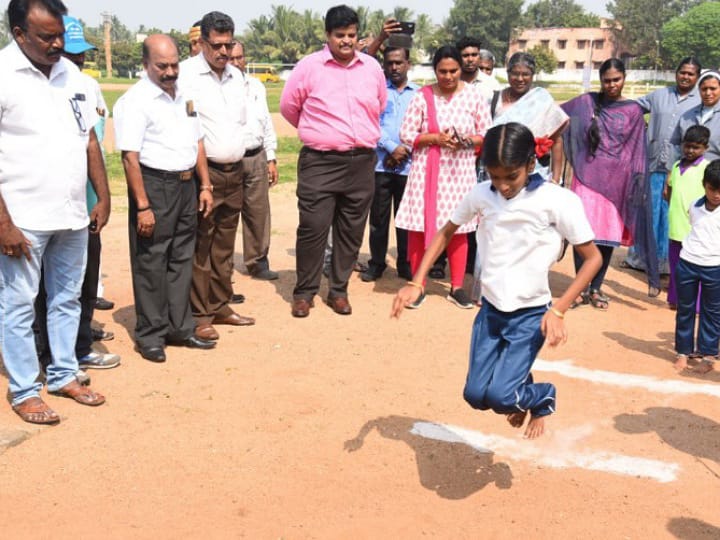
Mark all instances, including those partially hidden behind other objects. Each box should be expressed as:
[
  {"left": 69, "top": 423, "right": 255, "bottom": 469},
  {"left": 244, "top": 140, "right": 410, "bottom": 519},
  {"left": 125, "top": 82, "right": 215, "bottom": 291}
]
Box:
[
  {"left": 179, "top": 11, "right": 255, "bottom": 341},
  {"left": 281, "top": 4, "right": 386, "bottom": 317},
  {"left": 0, "top": 0, "right": 110, "bottom": 423},
  {"left": 114, "top": 34, "right": 216, "bottom": 362}
]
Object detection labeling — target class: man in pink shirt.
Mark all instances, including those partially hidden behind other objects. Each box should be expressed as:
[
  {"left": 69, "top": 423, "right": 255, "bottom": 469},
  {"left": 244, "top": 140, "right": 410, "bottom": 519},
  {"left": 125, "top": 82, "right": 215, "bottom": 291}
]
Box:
[{"left": 281, "top": 4, "right": 387, "bottom": 318}]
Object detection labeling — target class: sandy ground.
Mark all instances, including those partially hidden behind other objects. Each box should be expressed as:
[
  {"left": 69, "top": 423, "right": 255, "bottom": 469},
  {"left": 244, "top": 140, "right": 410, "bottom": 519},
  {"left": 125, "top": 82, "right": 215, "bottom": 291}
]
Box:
[{"left": 1, "top": 182, "right": 720, "bottom": 539}]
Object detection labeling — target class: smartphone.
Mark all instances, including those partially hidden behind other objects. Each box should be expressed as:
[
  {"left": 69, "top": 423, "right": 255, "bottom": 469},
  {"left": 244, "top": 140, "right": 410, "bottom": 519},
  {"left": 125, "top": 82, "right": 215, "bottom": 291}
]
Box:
[
  {"left": 397, "top": 21, "right": 415, "bottom": 35},
  {"left": 89, "top": 220, "right": 97, "bottom": 232}
]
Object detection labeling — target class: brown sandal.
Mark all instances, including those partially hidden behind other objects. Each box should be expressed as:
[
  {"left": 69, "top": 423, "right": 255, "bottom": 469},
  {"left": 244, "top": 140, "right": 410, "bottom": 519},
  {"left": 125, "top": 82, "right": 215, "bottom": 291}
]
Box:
[
  {"left": 50, "top": 380, "right": 105, "bottom": 406},
  {"left": 12, "top": 397, "right": 61, "bottom": 425}
]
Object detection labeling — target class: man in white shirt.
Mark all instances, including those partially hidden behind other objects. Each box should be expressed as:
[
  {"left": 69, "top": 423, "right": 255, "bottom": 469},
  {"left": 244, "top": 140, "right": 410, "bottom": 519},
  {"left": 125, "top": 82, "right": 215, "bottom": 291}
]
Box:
[
  {"left": 114, "top": 34, "right": 215, "bottom": 362},
  {"left": 0, "top": 0, "right": 110, "bottom": 424},
  {"left": 179, "top": 11, "right": 256, "bottom": 342},
  {"left": 229, "top": 42, "right": 279, "bottom": 282},
  {"left": 457, "top": 37, "right": 502, "bottom": 100}
]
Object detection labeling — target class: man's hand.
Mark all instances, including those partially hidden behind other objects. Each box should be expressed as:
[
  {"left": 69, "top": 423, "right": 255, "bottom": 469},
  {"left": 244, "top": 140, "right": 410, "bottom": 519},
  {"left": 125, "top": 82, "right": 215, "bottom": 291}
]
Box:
[
  {"left": 390, "top": 145, "right": 410, "bottom": 164},
  {"left": 0, "top": 219, "right": 31, "bottom": 260},
  {"left": 268, "top": 160, "right": 279, "bottom": 187},
  {"left": 198, "top": 190, "right": 214, "bottom": 218},
  {"left": 136, "top": 208, "right": 155, "bottom": 238},
  {"left": 89, "top": 199, "right": 110, "bottom": 234}
]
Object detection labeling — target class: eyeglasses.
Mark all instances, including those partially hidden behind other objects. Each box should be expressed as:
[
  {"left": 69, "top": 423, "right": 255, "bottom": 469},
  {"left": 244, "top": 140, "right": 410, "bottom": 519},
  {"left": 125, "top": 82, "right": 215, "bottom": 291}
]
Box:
[
  {"left": 68, "top": 98, "right": 86, "bottom": 134},
  {"left": 205, "top": 40, "right": 236, "bottom": 51}
]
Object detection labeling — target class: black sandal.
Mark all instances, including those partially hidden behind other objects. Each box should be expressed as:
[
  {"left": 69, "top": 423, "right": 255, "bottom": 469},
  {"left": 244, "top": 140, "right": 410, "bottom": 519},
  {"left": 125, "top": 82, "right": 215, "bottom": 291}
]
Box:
[
  {"left": 570, "top": 291, "right": 590, "bottom": 309},
  {"left": 589, "top": 288, "right": 608, "bottom": 310}
]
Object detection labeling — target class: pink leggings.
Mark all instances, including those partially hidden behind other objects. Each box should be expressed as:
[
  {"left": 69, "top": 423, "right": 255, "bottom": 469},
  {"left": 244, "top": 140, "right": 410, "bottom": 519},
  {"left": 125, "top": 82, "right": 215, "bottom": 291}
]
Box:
[{"left": 408, "top": 231, "right": 468, "bottom": 288}]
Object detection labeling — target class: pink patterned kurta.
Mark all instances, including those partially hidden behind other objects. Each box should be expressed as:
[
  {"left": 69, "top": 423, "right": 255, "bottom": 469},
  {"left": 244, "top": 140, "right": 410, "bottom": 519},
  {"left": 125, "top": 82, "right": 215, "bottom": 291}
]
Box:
[{"left": 395, "top": 84, "right": 491, "bottom": 234}]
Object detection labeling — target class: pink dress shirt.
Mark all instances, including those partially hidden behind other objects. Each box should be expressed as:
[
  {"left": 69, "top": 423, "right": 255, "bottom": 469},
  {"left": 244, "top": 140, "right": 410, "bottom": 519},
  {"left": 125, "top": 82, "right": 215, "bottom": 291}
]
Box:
[{"left": 280, "top": 45, "right": 387, "bottom": 151}]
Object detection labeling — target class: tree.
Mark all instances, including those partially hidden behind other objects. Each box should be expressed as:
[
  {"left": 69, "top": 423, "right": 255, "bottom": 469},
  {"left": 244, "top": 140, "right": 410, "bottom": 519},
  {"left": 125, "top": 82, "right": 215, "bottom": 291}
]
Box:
[
  {"left": 0, "top": 10, "right": 10, "bottom": 48},
  {"left": 606, "top": 0, "right": 701, "bottom": 68},
  {"left": 523, "top": 0, "right": 600, "bottom": 28},
  {"left": 526, "top": 44, "right": 558, "bottom": 73},
  {"left": 662, "top": 2, "right": 720, "bottom": 70},
  {"left": 444, "top": 0, "right": 524, "bottom": 62}
]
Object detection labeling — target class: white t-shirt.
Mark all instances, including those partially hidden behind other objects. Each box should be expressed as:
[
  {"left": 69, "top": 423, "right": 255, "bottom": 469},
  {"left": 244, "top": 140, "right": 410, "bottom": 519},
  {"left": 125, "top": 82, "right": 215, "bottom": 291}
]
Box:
[
  {"left": 114, "top": 78, "right": 201, "bottom": 172},
  {"left": 0, "top": 41, "right": 98, "bottom": 231},
  {"left": 680, "top": 197, "right": 720, "bottom": 266},
  {"left": 178, "top": 54, "right": 247, "bottom": 163},
  {"left": 451, "top": 178, "right": 594, "bottom": 311}
]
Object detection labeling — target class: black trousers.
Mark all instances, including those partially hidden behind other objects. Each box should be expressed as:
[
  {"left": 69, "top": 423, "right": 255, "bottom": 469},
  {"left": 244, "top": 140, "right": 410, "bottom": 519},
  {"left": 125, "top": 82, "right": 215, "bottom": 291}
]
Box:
[
  {"left": 129, "top": 170, "right": 197, "bottom": 349},
  {"left": 34, "top": 228, "right": 99, "bottom": 368},
  {"left": 367, "top": 171, "right": 408, "bottom": 276},
  {"left": 294, "top": 147, "right": 375, "bottom": 300}
]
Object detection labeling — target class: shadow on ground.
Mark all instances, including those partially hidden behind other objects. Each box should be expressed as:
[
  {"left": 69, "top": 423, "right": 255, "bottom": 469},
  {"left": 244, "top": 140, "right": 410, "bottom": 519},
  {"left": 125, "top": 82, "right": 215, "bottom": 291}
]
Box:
[
  {"left": 344, "top": 415, "right": 513, "bottom": 499},
  {"left": 667, "top": 517, "right": 720, "bottom": 539}
]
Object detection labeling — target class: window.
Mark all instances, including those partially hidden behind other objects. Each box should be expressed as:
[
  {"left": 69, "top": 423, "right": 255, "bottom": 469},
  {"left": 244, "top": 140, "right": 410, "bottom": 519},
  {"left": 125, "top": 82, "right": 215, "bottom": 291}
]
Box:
[
  {"left": 575, "top": 61, "right": 585, "bottom": 69},
  {"left": 557, "top": 39, "right": 567, "bottom": 49},
  {"left": 517, "top": 40, "right": 527, "bottom": 49},
  {"left": 577, "top": 40, "right": 586, "bottom": 49},
  {"left": 593, "top": 61, "right": 602, "bottom": 69},
  {"left": 541, "top": 40, "right": 550, "bottom": 48},
  {"left": 558, "top": 61, "right": 566, "bottom": 69},
  {"left": 594, "top": 39, "right": 605, "bottom": 50}
]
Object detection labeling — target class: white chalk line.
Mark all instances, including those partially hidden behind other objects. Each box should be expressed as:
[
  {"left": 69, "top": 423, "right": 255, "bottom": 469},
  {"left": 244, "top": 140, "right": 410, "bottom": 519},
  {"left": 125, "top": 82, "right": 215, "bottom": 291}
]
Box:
[
  {"left": 411, "top": 421, "right": 679, "bottom": 483},
  {"left": 533, "top": 359, "right": 720, "bottom": 398}
]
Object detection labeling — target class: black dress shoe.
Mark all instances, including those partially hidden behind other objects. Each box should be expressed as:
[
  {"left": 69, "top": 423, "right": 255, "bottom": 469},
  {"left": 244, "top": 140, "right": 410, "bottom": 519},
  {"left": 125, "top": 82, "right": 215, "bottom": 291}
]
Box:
[
  {"left": 179, "top": 336, "right": 216, "bottom": 350},
  {"left": 140, "top": 346, "right": 166, "bottom": 363},
  {"left": 251, "top": 268, "right": 279, "bottom": 280},
  {"left": 230, "top": 293, "right": 245, "bottom": 304},
  {"left": 95, "top": 297, "right": 115, "bottom": 310}
]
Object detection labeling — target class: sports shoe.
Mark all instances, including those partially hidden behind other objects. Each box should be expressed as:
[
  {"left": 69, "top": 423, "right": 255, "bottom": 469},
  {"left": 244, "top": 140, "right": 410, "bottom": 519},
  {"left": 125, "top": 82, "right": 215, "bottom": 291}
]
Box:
[
  {"left": 405, "top": 292, "right": 426, "bottom": 309},
  {"left": 78, "top": 351, "right": 121, "bottom": 370},
  {"left": 447, "top": 288, "right": 474, "bottom": 309}
]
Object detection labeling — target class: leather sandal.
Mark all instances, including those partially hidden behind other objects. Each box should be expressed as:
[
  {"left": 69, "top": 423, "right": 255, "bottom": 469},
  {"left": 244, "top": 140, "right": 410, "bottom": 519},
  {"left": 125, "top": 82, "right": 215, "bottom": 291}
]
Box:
[
  {"left": 50, "top": 380, "right": 105, "bottom": 406},
  {"left": 12, "top": 397, "right": 61, "bottom": 425}
]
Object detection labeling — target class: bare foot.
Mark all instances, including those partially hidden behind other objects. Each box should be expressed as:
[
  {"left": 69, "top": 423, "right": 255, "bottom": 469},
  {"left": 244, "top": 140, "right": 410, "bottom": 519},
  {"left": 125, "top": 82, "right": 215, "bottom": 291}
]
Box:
[
  {"left": 673, "top": 354, "right": 688, "bottom": 373},
  {"left": 693, "top": 359, "right": 715, "bottom": 374},
  {"left": 524, "top": 416, "right": 546, "bottom": 439},
  {"left": 507, "top": 410, "right": 528, "bottom": 428}
]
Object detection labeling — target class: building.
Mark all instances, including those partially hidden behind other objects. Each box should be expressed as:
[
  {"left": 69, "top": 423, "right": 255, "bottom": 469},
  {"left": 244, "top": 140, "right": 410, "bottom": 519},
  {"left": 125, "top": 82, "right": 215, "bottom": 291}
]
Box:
[{"left": 507, "top": 20, "right": 631, "bottom": 70}]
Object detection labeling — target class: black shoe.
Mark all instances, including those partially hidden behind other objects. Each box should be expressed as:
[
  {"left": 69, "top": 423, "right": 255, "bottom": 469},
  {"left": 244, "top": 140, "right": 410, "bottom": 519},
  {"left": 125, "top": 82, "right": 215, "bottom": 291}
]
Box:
[
  {"left": 429, "top": 267, "right": 445, "bottom": 279},
  {"left": 171, "top": 336, "right": 216, "bottom": 350},
  {"left": 230, "top": 293, "right": 245, "bottom": 304},
  {"left": 140, "top": 346, "right": 166, "bottom": 363},
  {"left": 95, "top": 297, "right": 115, "bottom": 310},
  {"left": 360, "top": 268, "right": 383, "bottom": 282},
  {"left": 397, "top": 265, "right": 413, "bottom": 281},
  {"left": 251, "top": 268, "right": 279, "bottom": 281},
  {"left": 91, "top": 328, "right": 115, "bottom": 341}
]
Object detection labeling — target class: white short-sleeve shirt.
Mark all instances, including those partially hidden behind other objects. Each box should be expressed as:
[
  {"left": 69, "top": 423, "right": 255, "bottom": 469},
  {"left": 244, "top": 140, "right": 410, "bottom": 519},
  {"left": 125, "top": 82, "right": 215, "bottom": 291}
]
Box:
[
  {"left": 0, "top": 41, "right": 98, "bottom": 231},
  {"left": 242, "top": 73, "right": 277, "bottom": 160},
  {"left": 680, "top": 198, "right": 720, "bottom": 267},
  {"left": 178, "top": 54, "right": 247, "bottom": 163},
  {"left": 452, "top": 178, "right": 595, "bottom": 311},
  {"left": 113, "top": 78, "right": 201, "bottom": 171}
]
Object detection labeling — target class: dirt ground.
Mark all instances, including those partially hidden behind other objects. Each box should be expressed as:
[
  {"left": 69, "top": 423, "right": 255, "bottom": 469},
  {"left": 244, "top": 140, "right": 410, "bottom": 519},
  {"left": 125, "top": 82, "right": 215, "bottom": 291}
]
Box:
[{"left": 1, "top": 182, "right": 719, "bottom": 539}]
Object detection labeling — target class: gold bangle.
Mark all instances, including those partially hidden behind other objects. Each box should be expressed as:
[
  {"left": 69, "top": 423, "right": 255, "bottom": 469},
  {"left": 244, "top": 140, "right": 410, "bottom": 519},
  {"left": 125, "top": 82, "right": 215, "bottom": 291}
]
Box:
[
  {"left": 549, "top": 307, "right": 564, "bottom": 319},
  {"left": 407, "top": 281, "right": 424, "bottom": 295}
]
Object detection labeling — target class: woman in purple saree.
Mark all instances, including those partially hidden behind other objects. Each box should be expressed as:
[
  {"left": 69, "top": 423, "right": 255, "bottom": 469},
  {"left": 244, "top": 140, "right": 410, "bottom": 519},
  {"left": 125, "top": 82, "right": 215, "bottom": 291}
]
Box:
[{"left": 562, "top": 58, "right": 659, "bottom": 310}]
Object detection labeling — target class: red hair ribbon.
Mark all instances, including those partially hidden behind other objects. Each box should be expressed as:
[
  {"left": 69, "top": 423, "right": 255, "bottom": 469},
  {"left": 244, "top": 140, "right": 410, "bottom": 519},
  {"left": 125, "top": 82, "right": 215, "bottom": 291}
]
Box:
[{"left": 535, "top": 137, "right": 553, "bottom": 158}]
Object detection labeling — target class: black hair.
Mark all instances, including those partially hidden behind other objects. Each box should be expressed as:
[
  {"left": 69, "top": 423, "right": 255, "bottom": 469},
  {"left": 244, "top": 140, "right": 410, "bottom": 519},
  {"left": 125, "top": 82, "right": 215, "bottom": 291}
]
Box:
[
  {"left": 324, "top": 5, "right": 358, "bottom": 33},
  {"left": 482, "top": 123, "right": 536, "bottom": 169},
  {"left": 384, "top": 46, "right": 409, "bottom": 61},
  {"left": 192, "top": 20, "right": 202, "bottom": 28},
  {"left": 432, "top": 45, "right": 461, "bottom": 70},
  {"left": 676, "top": 56, "right": 701, "bottom": 75},
  {"left": 682, "top": 125, "right": 710, "bottom": 146},
  {"left": 507, "top": 52, "right": 536, "bottom": 74},
  {"left": 8, "top": 0, "right": 67, "bottom": 31},
  {"left": 456, "top": 36, "right": 482, "bottom": 51},
  {"left": 200, "top": 11, "right": 234, "bottom": 40},
  {"left": 702, "top": 160, "right": 720, "bottom": 190},
  {"left": 588, "top": 58, "right": 626, "bottom": 157}
]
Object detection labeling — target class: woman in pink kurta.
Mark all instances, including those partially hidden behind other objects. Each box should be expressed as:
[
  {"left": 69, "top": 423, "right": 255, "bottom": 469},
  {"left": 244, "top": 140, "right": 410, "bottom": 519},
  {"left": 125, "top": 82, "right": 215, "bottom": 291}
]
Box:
[{"left": 396, "top": 46, "right": 491, "bottom": 308}]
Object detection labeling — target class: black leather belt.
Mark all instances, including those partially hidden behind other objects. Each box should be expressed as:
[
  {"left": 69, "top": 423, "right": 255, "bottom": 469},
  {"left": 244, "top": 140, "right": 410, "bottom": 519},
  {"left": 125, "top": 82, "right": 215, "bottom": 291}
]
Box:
[
  {"left": 304, "top": 146, "right": 374, "bottom": 157},
  {"left": 243, "top": 146, "right": 263, "bottom": 158},
  {"left": 207, "top": 160, "right": 242, "bottom": 172},
  {"left": 140, "top": 164, "right": 193, "bottom": 181}
]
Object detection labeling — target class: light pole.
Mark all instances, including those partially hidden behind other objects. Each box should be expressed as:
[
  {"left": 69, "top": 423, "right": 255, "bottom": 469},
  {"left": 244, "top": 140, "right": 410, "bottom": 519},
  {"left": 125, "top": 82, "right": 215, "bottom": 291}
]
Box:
[
  {"left": 102, "top": 12, "right": 112, "bottom": 78},
  {"left": 653, "top": 39, "right": 659, "bottom": 85}
]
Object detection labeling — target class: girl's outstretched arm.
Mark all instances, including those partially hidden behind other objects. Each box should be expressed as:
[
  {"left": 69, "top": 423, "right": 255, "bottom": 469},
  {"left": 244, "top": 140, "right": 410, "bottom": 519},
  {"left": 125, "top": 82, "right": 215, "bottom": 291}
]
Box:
[
  {"left": 541, "top": 240, "right": 602, "bottom": 346},
  {"left": 391, "top": 220, "right": 460, "bottom": 318}
]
